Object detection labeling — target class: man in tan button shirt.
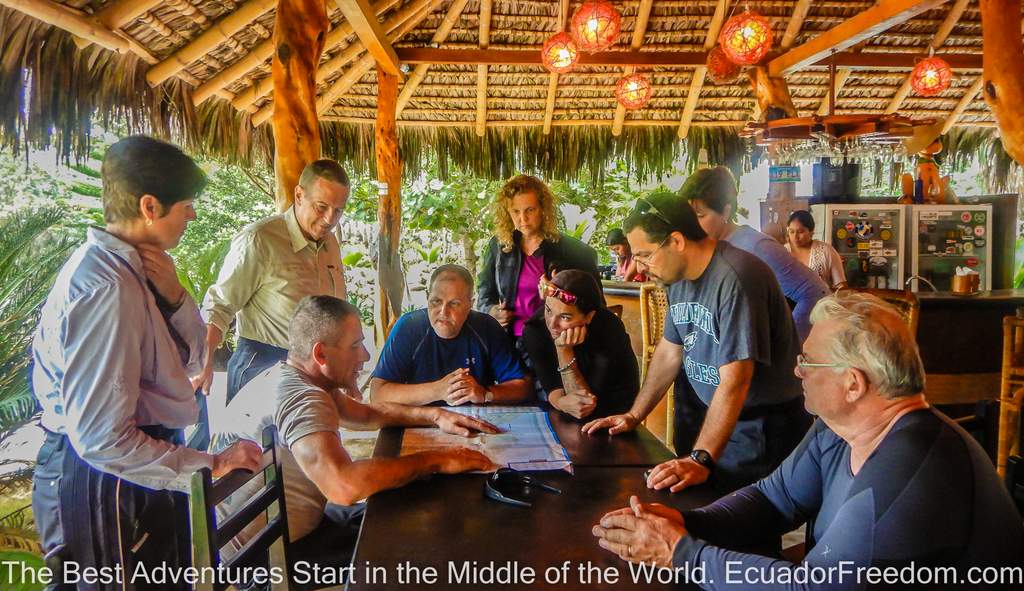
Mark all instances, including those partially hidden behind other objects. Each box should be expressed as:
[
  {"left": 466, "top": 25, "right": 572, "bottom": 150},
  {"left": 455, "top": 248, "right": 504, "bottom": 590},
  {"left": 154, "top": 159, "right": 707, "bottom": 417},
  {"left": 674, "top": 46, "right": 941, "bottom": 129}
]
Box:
[{"left": 194, "top": 159, "right": 350, "bottom": 404}]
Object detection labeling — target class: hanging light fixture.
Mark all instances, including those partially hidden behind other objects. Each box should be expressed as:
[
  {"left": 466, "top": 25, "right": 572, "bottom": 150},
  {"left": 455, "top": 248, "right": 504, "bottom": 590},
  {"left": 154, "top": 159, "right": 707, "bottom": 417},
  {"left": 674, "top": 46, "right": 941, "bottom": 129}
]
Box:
[
  {"left": 570, "top": 0, "right": 622, "bottom": 52},
  {"left": 542, "top": 32, "right": 579, "bottom": 74},
  {"left": 718, "top": 10, "right": 773, "bottom": 66},
  {"left": 706, "top": 45, "right": 742, "bottom": 84},
  {"left": 615, "top": 73, "right": 652, "bottom": 109},
  {"left": 910, "top": 54, "right": 953, "bottom": 97}
]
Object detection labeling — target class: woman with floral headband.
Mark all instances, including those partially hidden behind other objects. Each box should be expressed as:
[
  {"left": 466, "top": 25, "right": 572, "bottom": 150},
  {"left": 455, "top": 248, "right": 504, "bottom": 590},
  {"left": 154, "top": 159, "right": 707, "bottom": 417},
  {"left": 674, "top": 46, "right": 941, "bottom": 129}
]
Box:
[
  {"left": 476, "top": 175, "right": 600, "bottom": 346},
  {"left": 521, "top": 270, "right": 639, "bottom": 420}
]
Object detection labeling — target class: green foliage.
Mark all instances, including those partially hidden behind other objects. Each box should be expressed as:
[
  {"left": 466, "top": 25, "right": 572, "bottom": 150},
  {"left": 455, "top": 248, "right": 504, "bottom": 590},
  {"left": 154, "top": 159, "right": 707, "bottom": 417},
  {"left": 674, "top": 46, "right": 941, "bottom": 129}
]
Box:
[
  {"left": 0, "top": 153, "right": 75, "bottom": 213},
  {"left": 70, "top": 182, "right": 101, "bottom": 197},
  {"left": 554, "top": 160, "right": 644, "bottom": 263},
  {"left": 342, "top": 251, "right": 370, "bottom": 268},
  {"left": 176, "top": 239, "right": 232, "bottom": 305},
  {"left": 0, "top": 208, "right": 82, "bottom": 437},
  {"left": 69, "top": 163, "right": 100, "bottom": 178},
  {"left": 172, "top": 163, "right": 275, "bottom": 269}
]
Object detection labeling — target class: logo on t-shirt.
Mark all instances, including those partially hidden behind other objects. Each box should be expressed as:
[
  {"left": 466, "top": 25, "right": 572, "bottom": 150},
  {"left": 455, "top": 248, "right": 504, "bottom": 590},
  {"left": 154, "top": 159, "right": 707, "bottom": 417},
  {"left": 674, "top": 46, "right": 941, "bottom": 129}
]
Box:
[
  {"left": 683, "top": 331, "right": 698, "bottom": 352},
  {"left": 669, "top": 302, "right": 719, "bottom": 344}
]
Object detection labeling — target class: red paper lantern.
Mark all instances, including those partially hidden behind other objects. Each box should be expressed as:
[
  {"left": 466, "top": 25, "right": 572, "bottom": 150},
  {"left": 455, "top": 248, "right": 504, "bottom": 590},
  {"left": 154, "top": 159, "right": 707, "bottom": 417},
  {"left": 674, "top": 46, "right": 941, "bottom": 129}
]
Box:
[
  {"left": 706, "top": 45, "right": 742, "bottom": 84},
  {"left": 542, "top": 32, "right": 579, "bottom": 74},
  {"left": 571, "top": 0, "right": 622, "bottom": 52},
  {"left": 615, "top": 73, "right": 652, "bottom": 110},
  {"left": 718, "top": 10, "right": 773, "bottom": 66},
  {"left": 910, "top": 56, "right": 953, "bottom": 97}
]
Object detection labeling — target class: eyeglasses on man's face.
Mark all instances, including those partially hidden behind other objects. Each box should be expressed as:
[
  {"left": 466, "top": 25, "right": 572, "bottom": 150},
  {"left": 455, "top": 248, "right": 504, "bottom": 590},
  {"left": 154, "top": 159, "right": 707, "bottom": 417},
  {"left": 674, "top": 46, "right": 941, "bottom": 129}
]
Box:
[
  {"left": 796, "top": 353, "right": 844, "bottom": 374},
  {"left": 633, "top": 235, "right": 670, "bottom": 267}
]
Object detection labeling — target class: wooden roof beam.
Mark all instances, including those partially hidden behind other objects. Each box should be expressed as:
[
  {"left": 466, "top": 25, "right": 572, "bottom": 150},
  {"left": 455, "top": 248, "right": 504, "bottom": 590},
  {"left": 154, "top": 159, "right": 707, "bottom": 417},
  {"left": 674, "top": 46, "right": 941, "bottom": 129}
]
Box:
[
  {"left": 815, "top": 67, "right": 852, "bottom": 115},
  {"left": 146, "top": 0, "right": 276, "bottom": 86},
  {"left": 396, "top": 0, "right": 471, "bottom": 115},
  {"left": 1, "top": 0, "right": 128, "bottom": 54},
  {"left": 543, "top": 0, "right": 570, "bottom": 134},
  {"left": 941, "top": 76, "right": 984, "bottom": 134},
  {"left": 394, "top": 47, "right": 984, "bottom": 70},
  {"left": 249, "top": 0, "right": 435, "bottom": 125},
  {"left": 780, "top": 0, "right": 813, "bottom": 49},
  {"left": 768, "top": 0, "right": 951, "bottom": 77},
  {"left": 333, "top": 0, "right": 402, "bottom": 77},
  {"left": 476, "top": 0, "right": 492, "bottom": 137},
  {"left": 612, "top": 0, "right": 654, "bottom": 137},
  {"left": 885, "top": 0, "right": 970, "bottom": 113},
  {"left": 677, "top": 0, "right": 728, "bottom": 139},
  {"left": 193, "top": 0, "right": 400, "bottom": 105},
  {"left": 94, "top": 0, "right": 162, "bottom": 30},
  {"left": 237, "top": 0, "right": 439, "bottom": 113}
]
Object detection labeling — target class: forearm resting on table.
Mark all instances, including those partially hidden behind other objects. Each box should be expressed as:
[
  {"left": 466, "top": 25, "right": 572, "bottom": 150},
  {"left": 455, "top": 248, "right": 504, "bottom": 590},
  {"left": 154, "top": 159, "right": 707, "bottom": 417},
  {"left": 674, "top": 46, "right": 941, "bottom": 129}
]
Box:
[
  {"left": 694, "top": 360, "right": 753, "bottom": 459},
  {"left": 369, "top": 378, "right": 442, "bottom": 405},
  {"left": 292, "top": 432, "right": 442, "bottom": 505},
  {"left": 488, "top": 378, "right": 531, "bottom": 403},
  {"left": 628, "top": 338, "right": 684, "bottom": 421}
]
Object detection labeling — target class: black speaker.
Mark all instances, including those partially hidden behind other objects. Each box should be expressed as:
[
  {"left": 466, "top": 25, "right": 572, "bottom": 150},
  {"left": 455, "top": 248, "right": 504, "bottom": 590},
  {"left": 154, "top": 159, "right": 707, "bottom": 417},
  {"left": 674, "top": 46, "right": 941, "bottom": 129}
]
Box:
[{"left": 813, "top": 158, "right": 860, "bottom": 201}]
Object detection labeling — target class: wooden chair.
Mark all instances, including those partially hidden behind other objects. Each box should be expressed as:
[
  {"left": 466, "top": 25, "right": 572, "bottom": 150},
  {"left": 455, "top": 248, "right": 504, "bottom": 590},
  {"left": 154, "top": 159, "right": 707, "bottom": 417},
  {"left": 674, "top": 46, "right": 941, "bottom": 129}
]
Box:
[
  {"left": 845, "top": 288, "right": 920, "bottom": 336},
  {"left": 998, "top": 315, "right": 1024, "bottom": 477},
  {"left": 190, "top": 425, "right": 291, "bottom": 591},
  {"left": 640, "top": 283, "right": 673, "bottom": 448}
]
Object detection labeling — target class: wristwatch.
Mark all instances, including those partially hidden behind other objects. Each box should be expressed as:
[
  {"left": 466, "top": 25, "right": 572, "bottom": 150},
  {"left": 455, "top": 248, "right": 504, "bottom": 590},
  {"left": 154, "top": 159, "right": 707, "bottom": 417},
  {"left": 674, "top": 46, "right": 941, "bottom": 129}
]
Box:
[
  {"left": 484, "top": 390, "right": 494, "bottom": 403},
  {"left": 689, "top": 449, "right": 715, "bottom": 472}
]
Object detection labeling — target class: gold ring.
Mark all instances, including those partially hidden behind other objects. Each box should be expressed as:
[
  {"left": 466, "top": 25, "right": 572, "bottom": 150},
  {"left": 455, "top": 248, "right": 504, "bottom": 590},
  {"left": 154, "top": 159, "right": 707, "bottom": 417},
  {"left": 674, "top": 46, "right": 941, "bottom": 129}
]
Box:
[{"left": 627, "top": 545, "right": 633, "bottom": 557}]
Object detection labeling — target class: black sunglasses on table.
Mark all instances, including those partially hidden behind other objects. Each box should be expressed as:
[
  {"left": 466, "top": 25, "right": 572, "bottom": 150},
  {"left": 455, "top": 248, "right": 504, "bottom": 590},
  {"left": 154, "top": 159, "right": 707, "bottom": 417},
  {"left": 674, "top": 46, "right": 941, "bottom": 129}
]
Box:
[{"left": 484, "top": 468, "right": 561, "bottom": 508}]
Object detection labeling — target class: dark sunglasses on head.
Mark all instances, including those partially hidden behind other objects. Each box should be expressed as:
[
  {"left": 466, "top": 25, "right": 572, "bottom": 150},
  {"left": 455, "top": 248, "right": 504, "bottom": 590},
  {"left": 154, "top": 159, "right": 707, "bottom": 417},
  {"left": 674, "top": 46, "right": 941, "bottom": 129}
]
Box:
[
  {"left": 633, "top": 196, "right": 675, "bottom": 228},
  {"left": 484, "top": 468, "right": 561, "bottom": 508},
  {"left": 538, "top": 277, "right": 577, "bottom": 305}
]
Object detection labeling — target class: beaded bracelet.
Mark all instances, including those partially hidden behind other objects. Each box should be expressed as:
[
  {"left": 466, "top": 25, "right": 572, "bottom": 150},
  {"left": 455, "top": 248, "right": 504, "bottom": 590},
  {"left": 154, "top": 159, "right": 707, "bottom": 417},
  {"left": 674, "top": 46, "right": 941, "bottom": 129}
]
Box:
[{"left": 557, "top": 357, "right": 577, "bottom": 373}]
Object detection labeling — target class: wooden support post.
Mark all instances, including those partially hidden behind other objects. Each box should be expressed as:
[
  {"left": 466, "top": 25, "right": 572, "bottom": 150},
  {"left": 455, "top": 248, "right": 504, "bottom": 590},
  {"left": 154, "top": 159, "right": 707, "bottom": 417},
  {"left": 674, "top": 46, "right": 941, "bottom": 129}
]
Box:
[
  {"left": 677, "top": 0, "right": 728, "bottom": 139},
  {"left": 981, "top": 0, "right": 1024, "bottom": 166},
  {"left": 886, "top": 0, "right": 970, "bottom": 113},
  {"left": 271, "top": 0, "right": 328, "bottom": 210},
  {"left": 375, "top": 66, "right": 405, "bottom": 342}
]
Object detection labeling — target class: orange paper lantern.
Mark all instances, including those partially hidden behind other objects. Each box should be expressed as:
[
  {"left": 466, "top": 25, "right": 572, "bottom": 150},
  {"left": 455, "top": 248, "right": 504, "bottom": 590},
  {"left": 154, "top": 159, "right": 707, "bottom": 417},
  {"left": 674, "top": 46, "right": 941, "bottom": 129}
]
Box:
[
  {"left": 570, "top": 0, "right": 622, "bottom": 52},
  {"left": 707, "top": 45, "right": 742, "bottom": 84},
  {"left": 718, "top": 10, "right": 773, "bottom": 66},
  {"left": 910, "top": 56, "right": 953, "bottom": 97},
  {"left": 542, "top": 32, "right": 579, "bottom": 74},
  {"left": 615, "top": 73, "right": 652, "bottom": 110}
]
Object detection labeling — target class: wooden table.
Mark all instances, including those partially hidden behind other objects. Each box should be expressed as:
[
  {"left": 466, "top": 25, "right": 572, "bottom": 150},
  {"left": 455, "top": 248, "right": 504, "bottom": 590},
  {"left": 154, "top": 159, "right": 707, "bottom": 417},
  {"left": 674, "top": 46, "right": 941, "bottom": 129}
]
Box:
[{"left": 348, "top": 408, "right": 715, "bottom": 590}]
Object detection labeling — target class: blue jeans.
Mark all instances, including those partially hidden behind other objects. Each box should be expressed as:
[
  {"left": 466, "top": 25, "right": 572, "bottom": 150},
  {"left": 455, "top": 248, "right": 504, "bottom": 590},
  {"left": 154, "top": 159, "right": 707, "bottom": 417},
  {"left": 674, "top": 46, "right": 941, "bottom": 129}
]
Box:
[{"left": 226, "top": 337, "right": 288, "bottom": 404}]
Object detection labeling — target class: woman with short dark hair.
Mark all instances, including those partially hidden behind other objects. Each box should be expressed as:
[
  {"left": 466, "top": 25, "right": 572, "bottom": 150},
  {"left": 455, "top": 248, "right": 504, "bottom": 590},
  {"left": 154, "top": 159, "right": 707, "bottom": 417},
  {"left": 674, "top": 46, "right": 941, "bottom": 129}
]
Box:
[
  {"left": 521, "top": 270, "right": 639, "bottom": 419},
  {"left": 786, "top": 210, "right": 847, "bottom": 290},
  {"left": 684, "top": 167, "right": 829, "bottom": 341}
]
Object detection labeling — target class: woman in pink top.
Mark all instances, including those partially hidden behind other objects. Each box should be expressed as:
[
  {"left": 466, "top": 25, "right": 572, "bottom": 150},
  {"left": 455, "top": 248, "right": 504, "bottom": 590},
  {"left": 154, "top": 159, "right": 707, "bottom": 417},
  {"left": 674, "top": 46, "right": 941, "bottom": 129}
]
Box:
[
  {"left": 476, "top": 175, "right": 601, "bottom": 341},
  {"left": 605, "top": 228, "right": 645, "bottom": 282}
]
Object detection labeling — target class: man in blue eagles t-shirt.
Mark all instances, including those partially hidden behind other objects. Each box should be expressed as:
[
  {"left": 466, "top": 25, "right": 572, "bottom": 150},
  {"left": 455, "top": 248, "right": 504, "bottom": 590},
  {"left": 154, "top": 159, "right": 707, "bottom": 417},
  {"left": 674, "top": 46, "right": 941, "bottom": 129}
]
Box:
[
  {"left": 584, "top": 182, "right": 811, "bottom": 494},
  {"left": 370, "top": 264, "right": 531, "bottom": 406}
]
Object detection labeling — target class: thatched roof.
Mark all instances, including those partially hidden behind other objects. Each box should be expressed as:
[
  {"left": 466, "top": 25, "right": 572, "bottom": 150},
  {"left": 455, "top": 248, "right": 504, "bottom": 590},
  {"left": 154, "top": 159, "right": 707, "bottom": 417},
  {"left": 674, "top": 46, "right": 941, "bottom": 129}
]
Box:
[{"left": 0, "top": 0, "right": 1004, "bottom": 181}]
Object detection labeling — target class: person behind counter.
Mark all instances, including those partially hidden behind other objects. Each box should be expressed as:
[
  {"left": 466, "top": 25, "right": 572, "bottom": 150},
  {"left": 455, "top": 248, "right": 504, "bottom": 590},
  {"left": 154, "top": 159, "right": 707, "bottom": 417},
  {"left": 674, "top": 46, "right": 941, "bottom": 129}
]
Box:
[
  {"left": 786, "top": 209, "right": 848, "bottom": 291},
  {"left": 685, "top": 167, "right": 828, "bottom": 341},
  {"left": 476, "top": 174, "right": 600, "bottom": 344},
  {"left": 521, "top": 270, "right": 639, "bottom": 420},
  {"left": 606, "top": 228, "right": 646, "bottom": 282}
]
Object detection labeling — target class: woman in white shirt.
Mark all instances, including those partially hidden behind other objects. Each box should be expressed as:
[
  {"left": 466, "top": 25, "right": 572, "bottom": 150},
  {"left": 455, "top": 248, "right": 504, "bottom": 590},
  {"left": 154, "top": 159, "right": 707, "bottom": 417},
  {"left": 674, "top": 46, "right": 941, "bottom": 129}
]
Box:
[{"left": 785, "top": 210, "right": 847, "bottom": 290}]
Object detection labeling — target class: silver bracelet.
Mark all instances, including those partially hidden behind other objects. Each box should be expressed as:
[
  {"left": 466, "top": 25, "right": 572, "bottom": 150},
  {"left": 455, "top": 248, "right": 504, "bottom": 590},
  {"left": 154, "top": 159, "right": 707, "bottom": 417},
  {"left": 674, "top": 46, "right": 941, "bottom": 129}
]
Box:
[{"left": 557, "top": 357, "right": 577, "bottom": 373}]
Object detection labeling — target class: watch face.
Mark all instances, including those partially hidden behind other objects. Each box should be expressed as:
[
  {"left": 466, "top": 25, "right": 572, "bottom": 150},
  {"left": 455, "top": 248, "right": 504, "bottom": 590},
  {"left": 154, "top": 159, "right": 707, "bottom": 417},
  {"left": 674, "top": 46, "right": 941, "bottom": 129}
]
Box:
[{"left": 690, "top": 449, "right": 713, "bottom": 468}]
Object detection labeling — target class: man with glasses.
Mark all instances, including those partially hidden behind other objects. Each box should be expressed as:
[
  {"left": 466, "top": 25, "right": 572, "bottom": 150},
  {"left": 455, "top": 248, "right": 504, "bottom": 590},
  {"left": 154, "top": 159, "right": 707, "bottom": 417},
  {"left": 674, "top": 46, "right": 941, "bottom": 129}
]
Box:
[
  {"left": 195, "top": 160, "right": 352, "bottom": 410},
  {"left": 370, "top": 264, "right": 532, "bottom": 405},
  {"left": 593, "top": 292, "right": 1022, "bottom": 587},
  {"left": 584, "top": 182, "right": 810, "bottom": 494}
]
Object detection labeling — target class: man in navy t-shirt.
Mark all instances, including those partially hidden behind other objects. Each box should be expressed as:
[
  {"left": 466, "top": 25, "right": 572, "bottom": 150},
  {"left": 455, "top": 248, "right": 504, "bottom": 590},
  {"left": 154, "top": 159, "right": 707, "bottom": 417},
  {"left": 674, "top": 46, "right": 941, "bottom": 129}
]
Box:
[{"left": 370, "top": 264, "right": 531, "bottom": 406}]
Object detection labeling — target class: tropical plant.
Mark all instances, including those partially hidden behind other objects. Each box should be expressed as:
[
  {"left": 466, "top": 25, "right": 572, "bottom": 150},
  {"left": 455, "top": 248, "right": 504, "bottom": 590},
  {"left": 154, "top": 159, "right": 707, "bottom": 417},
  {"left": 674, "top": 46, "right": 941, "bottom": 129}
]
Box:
[
  {"left": 175, "top": 238, "right": 232, "bottom": 305},
  {"left": 0, "top": 208, "right": 81, "bottom": 439}
]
